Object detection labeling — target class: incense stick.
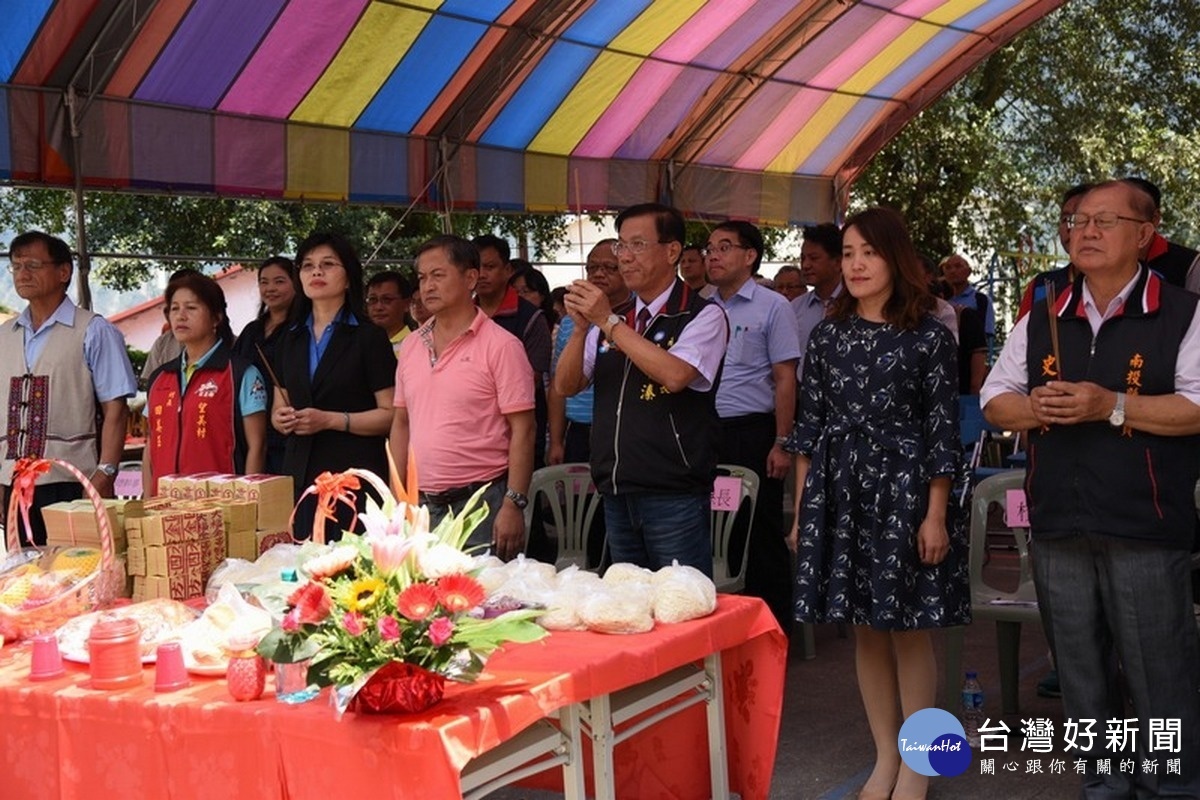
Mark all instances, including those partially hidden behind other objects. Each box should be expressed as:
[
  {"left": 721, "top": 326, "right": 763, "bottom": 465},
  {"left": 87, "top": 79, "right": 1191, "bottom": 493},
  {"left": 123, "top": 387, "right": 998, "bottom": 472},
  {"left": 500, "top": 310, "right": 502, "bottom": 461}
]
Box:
[
  {"left": 1045, "top": 281, "right": 1062, "bottom": 380},
  {"left": 255, "top": 343, "right": 292, "bottom": 407}
]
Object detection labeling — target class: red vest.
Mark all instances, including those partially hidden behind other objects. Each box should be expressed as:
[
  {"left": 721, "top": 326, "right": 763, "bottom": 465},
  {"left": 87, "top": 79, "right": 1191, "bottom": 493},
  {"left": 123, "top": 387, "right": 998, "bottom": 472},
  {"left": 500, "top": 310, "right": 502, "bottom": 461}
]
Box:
[{"left": 147, "top": 355, "right": 238, "bottom": 495}]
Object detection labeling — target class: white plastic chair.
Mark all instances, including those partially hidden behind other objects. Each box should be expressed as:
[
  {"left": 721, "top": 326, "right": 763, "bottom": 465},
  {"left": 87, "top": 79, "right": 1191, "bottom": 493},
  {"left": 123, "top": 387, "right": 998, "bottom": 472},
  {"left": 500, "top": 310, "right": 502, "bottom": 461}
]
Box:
[
  {"left": 943, "top": 469, "right": 1039, "bottom": 715},
  {"left": 524, "top": 464, "right": 603, "bottom": 570},
  {"left": 710, "top": 464, "right": 760, "bottom": 594}
]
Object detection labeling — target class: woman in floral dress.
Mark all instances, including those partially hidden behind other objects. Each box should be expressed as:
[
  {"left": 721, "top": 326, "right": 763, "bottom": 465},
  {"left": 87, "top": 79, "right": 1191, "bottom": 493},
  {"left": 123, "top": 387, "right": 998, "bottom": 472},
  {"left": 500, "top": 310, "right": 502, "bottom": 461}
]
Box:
[{"left": 786, "top": 206, "right": 969, "bottom": 800}]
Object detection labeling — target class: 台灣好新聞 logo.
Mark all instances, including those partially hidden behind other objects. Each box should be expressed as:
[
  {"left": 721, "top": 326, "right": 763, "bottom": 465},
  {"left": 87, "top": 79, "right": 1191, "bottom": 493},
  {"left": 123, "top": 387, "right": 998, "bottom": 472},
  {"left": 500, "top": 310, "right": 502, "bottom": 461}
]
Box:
[{"left": 898, "top": 708, "right": 972, "bottom": 777}]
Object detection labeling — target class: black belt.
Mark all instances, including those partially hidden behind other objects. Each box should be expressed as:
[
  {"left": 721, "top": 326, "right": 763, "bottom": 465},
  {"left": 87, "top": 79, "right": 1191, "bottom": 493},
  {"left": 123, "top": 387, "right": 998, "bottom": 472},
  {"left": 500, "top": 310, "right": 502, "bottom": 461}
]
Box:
[{"left": 419, "top": 477, "right": 499, "bottom": 507}]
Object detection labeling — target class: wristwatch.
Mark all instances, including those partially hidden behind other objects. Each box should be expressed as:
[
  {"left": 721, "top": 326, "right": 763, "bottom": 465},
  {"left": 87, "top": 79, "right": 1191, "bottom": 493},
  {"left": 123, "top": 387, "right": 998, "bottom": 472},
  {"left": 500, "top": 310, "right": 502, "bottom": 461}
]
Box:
[
  {"left": 95, "top": 462, "right": 118, "bottom": 477},
  {"left": 1108, "top": 391, "right": 1126, "bottom": 427},
  {"left": 504, "top": 488, "right": 529, "bottom": 510},
  {"left": 604, "top": 313, "right": 624, "bottom": 338}
]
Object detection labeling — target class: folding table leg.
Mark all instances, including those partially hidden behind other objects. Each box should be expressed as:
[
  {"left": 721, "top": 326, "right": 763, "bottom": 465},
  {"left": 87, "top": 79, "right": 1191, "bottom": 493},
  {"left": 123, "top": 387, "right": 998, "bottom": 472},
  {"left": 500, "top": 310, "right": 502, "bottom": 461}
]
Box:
[
  {"left": 589, "top": 693, "right": 617, "bottom": 800},
  {"left": 559, "top": 703, "right": 586, "bottom": 800},
  {"left": 705, "top": 652, "right": 730, "bottom": 800}
]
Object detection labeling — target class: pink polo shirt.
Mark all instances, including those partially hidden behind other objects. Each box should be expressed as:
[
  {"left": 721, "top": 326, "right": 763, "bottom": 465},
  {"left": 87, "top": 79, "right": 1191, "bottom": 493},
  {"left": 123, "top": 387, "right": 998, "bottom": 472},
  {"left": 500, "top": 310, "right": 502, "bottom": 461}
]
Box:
[{"left": 394, "top": 309, "right": 535, "bottom": 492}]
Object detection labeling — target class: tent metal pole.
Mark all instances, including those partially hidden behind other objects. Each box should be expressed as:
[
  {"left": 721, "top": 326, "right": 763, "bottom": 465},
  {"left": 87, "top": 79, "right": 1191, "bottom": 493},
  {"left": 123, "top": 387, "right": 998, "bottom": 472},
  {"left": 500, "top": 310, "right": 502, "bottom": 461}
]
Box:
[{"left": 64, "top": 87, "right": 92, "bottom": 311}]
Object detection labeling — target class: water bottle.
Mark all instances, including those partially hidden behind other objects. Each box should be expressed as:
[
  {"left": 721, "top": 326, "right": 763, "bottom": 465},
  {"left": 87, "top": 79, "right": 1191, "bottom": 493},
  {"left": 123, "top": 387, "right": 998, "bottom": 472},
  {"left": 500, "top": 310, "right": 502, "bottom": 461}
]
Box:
[
  {"left": 274, "top": 568, "right": 320, "bottom": 704},
  {"left": 961, "top": 670, "right": 984, "bottom": 748}
]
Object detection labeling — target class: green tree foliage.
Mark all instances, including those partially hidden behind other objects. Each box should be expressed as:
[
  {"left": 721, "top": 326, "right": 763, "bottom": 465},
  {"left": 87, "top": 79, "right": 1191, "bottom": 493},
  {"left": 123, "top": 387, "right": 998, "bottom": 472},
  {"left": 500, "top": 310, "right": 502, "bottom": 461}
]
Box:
[
  {"left": 0, "top": 188, "right": 571, "bottom": 291},
  {"left": 852, "top": 0, "right": 1200, "bottom": 295}
]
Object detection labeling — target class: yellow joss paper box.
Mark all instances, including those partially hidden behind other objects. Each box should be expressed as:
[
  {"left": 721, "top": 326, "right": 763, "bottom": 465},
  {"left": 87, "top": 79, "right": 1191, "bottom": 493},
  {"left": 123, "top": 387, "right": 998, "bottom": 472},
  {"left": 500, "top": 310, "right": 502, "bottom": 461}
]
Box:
[
  {"left": 125, "top": 505, "right": 226, "bottom": 600},
  {"left": 131, "top": 576, "right": 172, "bottom": 601},
  {"left": 41, "top": 501, "right": 127, "bottom": 553},
  {"left": 158, "top": 472, "right": 223, "bottom": 500},
  {"left": 204, "top": 474, "right": 242, "bottom": 503},
  {"left": 227, "top": 529, "right": 292, "bottom": 562},
  {"left": 233, "top": 474, "right": 293, "bottom": 531}
]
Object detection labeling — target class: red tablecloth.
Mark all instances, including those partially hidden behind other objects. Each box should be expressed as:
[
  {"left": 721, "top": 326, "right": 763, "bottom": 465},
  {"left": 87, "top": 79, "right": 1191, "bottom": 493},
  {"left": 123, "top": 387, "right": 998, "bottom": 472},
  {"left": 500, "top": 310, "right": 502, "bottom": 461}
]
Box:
[{"left": 0, "top": 595, "right": 785, "bottom": 799}]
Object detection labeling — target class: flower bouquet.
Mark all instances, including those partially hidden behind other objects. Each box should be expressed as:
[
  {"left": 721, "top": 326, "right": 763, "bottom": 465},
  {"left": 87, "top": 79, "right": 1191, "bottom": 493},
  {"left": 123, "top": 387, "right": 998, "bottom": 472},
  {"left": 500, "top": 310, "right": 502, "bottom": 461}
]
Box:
[{"left": 256, "top": 468, "right": 547, "bottom": 715}]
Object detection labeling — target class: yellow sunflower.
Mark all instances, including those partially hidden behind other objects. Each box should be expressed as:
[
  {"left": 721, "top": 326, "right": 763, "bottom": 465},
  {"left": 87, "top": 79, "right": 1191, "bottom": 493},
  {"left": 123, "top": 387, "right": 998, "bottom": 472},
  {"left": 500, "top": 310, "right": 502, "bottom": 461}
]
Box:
[{"left": 338, "top": 576, "right": 386, "bottom": 613}]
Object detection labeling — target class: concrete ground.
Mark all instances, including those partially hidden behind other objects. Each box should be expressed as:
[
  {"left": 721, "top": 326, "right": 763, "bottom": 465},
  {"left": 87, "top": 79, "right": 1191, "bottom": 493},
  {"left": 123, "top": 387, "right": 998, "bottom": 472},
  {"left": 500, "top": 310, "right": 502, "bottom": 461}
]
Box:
[{"left": 493, "top": 547, "right": 1083, "bottom": 799}]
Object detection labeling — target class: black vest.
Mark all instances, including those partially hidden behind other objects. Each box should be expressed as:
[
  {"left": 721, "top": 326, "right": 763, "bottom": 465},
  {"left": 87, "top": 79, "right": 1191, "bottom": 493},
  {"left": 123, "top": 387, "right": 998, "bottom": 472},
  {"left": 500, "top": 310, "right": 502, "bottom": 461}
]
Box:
[
  {"left": 591, "top": 280, "right": 722, "bottom": 495},
  {"left": 1146, "top": 239, "right": 1200, "bottom": 288},
  {"left": 1025, "top": 267, "right": 1200, "bottom": 548}
]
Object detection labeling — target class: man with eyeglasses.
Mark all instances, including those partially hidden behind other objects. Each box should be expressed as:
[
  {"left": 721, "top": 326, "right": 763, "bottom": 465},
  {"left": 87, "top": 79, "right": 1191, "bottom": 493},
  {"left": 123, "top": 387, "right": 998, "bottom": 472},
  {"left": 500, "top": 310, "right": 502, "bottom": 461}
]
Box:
[
  {"left": 705, "top": 220, "right": 800, "bottom": 632},
  {"left": 982, "top": 179, "right": 1200, "bottom": 799},
  {"left": 0, "top": 231, "right": 137, "bottom": 545},
  {"left": 365, "top": 270, "right": 417, "bottom": 354},
  {"left": 556, "top": 203, "right": 728, "bottom": 576},
  {"left": 547, "top": 239, "right": 633, "bottom": 469}
]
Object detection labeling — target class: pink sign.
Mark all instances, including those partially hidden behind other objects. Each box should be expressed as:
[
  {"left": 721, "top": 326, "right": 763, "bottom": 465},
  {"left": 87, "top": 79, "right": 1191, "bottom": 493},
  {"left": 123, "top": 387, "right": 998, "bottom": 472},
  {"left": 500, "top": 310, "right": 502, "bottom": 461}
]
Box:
[
  {"left": 114, "top": 469, "right": 143, "bottom": 498},
  {"left": 1006, "top": 489, "right": 1030, "bottom": 527},
  {"left": 711, "top": 476, "right": 742, "bottom": 512}
]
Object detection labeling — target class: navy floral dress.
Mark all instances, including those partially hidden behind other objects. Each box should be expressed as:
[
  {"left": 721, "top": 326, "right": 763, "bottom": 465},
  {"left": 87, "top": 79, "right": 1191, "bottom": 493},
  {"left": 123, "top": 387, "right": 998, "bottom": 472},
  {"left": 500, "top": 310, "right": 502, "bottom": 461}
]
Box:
[{"left": 787, "top": 314, "right": 970, "bottom": 630}]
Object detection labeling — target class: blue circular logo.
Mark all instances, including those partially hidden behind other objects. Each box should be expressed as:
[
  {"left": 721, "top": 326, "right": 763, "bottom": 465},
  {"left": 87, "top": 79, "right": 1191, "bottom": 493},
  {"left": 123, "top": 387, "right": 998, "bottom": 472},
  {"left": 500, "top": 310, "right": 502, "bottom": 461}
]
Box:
[{"left": 898, "top": 708, "right": 972, "bottom": 777}]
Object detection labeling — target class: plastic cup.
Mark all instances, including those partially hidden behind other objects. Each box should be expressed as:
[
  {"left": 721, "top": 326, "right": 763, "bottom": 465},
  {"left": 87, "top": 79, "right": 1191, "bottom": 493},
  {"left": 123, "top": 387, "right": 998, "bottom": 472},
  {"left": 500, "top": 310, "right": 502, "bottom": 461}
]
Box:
[
  {"left": 29, "top": 634, "right": 65, "bottom": 681},
  {"left": 154, "top": 642, "right": 190, "bottom": 692}
]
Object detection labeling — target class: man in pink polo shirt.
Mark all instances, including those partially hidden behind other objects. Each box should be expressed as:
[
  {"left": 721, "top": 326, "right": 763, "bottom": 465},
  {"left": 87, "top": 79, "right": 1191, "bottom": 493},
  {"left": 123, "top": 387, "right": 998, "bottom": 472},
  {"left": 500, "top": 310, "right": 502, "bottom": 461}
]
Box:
[{"left": 390, "top": 235, "right": 536, "bottom": 559}]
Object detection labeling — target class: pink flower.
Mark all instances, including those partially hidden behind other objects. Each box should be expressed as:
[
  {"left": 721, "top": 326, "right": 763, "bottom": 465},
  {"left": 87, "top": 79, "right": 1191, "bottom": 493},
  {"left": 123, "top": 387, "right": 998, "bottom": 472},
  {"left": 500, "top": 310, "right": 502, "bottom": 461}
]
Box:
[
  {"left": 343, "top": 612, "right": 366, "bottom": 636},
  {"left": 428, "top": 617, "right": 454, "bottom": 647},
  {"left": 377, "top": 615, "right": 401, "bottom": 641},
  {"left": 281, "top": 609, "right": 301, "bottom": 633},
  {"left": 370, "top": 534, "right": 414, "bottom": 577}
]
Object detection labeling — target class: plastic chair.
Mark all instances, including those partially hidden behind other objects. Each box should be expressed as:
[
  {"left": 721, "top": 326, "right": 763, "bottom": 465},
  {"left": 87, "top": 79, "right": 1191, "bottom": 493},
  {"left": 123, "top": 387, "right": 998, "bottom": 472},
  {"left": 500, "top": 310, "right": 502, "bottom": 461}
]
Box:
[
  {"left": 943, "top": 469, "right": 1039, "bottom": 715},
  {"left": 524, "top": 464, "right": 603, "bottom": 570},
  {"left": 959, "top": 395, "right": 1019, "bottom": 482},
  {"left": 710, "top": 464, "right": 760, "bottom": 594}
]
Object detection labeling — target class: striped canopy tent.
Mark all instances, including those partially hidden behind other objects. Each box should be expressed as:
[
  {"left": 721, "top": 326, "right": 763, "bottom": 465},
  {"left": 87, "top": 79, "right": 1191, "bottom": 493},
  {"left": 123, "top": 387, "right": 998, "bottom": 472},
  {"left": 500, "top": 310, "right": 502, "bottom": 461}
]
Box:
[{"left": 0, "top": 0, "right": 1064, "bottom": 227}]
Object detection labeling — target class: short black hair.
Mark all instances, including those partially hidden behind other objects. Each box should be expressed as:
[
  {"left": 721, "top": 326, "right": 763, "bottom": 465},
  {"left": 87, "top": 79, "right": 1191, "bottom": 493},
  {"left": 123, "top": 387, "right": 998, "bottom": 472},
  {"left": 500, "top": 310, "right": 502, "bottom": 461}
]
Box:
[
  {"left": 713, "top": 220, "right": 764, "bottom": 273},
  {"left": 367, "top": 270, "right": 412, "bottom": 298},
  {"left": 293, "top": 232, "right": 367, "bottom": 322},
  {"left": 615, "top": 203, "right": 686, "bottom": 247},
  {"left": 9, "top": 231, "right": 72, "bottom": 266},
  {"left": 1062, "top": 183, "right": 1094, "bottom": 206},
  {"left": 1121, "top": 177, "right": 1161, "bottom": 211},
  {"left": 416, "top": 235, "right": 480, "bottom": 272},
  {"left": 471, "top": 234, "right": 510, "bottom": 263},
  {"left": 802, "top": 223, "right": 842, "bottom": 260}
]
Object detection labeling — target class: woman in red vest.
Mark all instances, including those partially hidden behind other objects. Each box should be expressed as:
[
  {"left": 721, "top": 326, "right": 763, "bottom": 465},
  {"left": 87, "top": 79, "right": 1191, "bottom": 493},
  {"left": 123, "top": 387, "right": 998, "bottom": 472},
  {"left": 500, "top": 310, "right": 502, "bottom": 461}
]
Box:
[{"left": 144, "top": 272, "right": 268, "bottom": 495}]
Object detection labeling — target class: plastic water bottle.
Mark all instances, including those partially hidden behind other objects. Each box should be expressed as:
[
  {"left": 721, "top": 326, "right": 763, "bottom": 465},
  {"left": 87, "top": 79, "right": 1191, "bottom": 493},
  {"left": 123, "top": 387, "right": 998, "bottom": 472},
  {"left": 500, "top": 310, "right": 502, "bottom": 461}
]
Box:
[
  {"left": 274, "top": 569, "right": 320, "bottom": 704},
  {"left": 962, "top": 670, "right": 984, "bottom": 748}
]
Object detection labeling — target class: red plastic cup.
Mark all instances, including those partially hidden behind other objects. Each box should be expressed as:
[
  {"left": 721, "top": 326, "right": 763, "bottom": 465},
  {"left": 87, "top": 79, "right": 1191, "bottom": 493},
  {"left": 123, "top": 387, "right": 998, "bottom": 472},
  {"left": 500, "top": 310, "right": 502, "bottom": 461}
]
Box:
[
  {"left": 29, "top": 634, "right": 65, "bottom": 681},
  {"left": 154, "top": 642, "right": 190, "bottom": 692}
]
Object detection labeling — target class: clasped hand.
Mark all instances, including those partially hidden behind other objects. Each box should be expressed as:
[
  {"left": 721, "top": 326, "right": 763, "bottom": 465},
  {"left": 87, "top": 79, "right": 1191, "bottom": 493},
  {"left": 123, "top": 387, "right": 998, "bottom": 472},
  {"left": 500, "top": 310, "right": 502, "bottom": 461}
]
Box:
[
  {"left": 562, "top": 280, "right": 613, "bottom": 328},
  {"left": 1030, "top": 381, "right": 1115, "bottom": 427}
]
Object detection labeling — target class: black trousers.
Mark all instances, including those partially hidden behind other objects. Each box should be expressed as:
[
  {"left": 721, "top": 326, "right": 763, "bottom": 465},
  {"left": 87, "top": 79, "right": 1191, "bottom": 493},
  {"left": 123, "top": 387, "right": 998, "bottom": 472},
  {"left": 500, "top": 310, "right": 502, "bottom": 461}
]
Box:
[{"left": 717, "top": 413, "right": 793, "bottom": 634}]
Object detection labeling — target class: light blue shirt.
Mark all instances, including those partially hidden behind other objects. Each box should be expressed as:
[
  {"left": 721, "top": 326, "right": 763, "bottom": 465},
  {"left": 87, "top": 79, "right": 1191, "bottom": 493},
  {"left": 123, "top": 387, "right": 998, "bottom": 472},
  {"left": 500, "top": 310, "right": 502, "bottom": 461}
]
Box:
[
  {"left": 15, "top": 297, "right": 137, "bottom": 402},
  {"left": 307, "top": 308, "right": 359, "bottom": 379},
  {"left": 553, "top": 315, "right": 593, "bottom": 424},
  {"left": 182, "top": 341, "right": 268, "bottom": 415},
  {"left": 791, "top": 283, "right": 842, "bottom": 383},
  {"left": 711, "top": 279, "right": 801, "bottom": 418}
]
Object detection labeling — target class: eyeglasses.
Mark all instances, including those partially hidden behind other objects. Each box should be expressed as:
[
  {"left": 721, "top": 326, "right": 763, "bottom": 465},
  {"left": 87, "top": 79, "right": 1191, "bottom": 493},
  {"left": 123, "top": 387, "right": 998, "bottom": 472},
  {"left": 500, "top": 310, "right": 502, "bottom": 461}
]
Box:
[
  {"left": 701, "top": 242, "right": 749, "bottom": 258},
  {"left": 1064, "top": 212, "right": 1149, "bottom": 230},
  {"left": 585, "top": 262, "right": 620, "bottom": 275},
  {"left": 7, "top": 258, "right": 55, "bottom": 273},
  {"left": 611, "top": 240, "right": 666, "bottom": 257},
  {"left": 299, "top": 259, "right": 344, "bottom": 273},
  {"left": 365, "top": 294, "right": 400, "bottom": 305}
]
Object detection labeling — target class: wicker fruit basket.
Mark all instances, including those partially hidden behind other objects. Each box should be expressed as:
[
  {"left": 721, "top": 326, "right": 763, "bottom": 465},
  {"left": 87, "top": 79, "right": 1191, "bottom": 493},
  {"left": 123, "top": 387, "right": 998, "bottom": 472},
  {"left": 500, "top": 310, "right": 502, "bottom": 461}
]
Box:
[{"left": 0, "top": 458, "right": 121, "bottom": 641}]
